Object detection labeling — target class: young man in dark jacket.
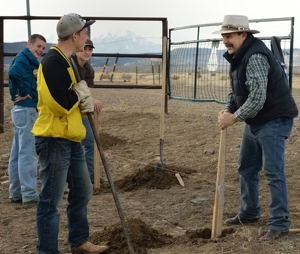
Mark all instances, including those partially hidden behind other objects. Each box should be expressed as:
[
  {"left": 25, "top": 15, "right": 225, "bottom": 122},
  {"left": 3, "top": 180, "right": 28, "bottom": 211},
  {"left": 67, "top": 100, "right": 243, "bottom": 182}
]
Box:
[{"left": 8, "top": 34, "right": 46, "bottom": 205}]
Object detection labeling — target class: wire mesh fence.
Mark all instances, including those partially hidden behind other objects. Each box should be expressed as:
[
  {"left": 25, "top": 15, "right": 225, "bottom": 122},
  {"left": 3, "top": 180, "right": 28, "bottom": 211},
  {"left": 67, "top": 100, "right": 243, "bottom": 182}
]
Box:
[{"left": 168, "top": 18, "right": 294, "bottom": 104}]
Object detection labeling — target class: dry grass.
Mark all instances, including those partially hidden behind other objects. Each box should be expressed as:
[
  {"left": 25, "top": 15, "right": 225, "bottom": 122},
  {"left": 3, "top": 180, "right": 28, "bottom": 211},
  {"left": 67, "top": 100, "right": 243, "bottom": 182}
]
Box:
[{"left": 3, "top": 69, "right": 8, "bottom": 80}]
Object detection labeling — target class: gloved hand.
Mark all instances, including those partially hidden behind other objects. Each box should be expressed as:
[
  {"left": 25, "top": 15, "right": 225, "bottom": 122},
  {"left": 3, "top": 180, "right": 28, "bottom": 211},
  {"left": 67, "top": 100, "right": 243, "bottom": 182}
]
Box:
[
  {"left": 73, "top": 80, "right": 91, "bottom": 101},
  {"left": 79, "top": 96, "right": 94, "bottom": 114}
]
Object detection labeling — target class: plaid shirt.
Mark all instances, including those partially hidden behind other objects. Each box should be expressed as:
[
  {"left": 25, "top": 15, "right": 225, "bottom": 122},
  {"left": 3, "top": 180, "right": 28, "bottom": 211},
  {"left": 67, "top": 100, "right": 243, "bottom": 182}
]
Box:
[{"left": 226, "top": 53, "right": 270, "bottom": 122}]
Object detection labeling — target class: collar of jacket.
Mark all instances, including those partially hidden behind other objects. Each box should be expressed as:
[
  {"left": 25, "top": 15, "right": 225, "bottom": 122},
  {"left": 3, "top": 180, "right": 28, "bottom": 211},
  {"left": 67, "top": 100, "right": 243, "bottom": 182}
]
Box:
[{"left": 21, "top": 48, "right": 40, "bottom": 68}]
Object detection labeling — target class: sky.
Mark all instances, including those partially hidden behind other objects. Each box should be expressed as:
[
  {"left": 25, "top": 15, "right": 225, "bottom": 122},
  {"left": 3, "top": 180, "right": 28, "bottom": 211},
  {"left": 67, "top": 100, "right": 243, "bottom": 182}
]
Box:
[{"left": 0, "top": 0, "right": 299, "bottom": 47}]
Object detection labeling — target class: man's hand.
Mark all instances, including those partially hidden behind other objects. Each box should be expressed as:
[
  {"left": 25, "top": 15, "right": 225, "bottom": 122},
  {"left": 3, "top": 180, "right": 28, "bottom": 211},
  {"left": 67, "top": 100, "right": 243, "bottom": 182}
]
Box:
[
  {"left": 218, "top": 109, "right": 237, "bottom": 129},
  {"left": 73, "top": 80, "right": 91, "bottom": 101},
  {"left": 14, "top": 94, "right": 32, "bottom": 102},
  {"left": 92, "top": 98, "right": 102, "bottom": 114}
]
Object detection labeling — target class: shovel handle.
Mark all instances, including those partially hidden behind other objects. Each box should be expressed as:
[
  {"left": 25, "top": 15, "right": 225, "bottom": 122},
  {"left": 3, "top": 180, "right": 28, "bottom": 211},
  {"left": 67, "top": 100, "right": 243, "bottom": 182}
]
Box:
[
  {"left": 70, "top": 56, "right": 135, "bottom": 254},
  {"left": 87, "top": 113, "right": 135, "bottom": 254},
  {"left": 211, "top": 128, "right": 227, "bottom": 238}
]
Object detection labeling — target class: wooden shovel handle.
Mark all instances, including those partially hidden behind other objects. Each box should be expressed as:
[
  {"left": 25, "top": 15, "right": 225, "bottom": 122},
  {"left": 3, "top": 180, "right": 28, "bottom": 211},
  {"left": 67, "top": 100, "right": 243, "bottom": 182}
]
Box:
[{"left": 211, "top": 128, "right": 227, "bottom": 238}]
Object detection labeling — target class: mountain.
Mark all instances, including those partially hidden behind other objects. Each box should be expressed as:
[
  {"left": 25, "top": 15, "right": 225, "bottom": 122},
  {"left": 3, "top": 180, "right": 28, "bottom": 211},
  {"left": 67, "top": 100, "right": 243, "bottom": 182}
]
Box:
[
  {"left": 91, "top": 29, "right": 162, "bottom": 54},
  {"left": 3, "top": 29, "right": 162, "bottom": 68},
  {"left": 4, "top": 42, "right": 53, "bottom": 53}
]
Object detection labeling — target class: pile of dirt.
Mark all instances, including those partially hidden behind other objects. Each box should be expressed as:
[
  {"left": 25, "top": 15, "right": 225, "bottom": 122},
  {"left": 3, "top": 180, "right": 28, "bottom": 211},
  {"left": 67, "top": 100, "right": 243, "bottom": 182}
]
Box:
[
  {"left": 99, "top": 132, "right": 125, "bottom": 149},
  {"left": 90, "top": 218, "right": 174, "bottom": 254},
  {"left": 113, "top": 165, "right": 196, "bottom": 191},
  {"left": 89, "top": 218, "right": 236, "bottom": 253}
]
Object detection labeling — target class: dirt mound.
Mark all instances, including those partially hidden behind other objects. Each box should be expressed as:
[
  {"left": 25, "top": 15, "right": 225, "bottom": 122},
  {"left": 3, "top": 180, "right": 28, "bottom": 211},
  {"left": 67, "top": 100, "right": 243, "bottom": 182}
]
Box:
[
  {"left": 100, "top": 132, "right": 125, "bottom": 149},
  {"left": 113, "top": 165, "right": 196, "bottom": 191},
  {"left": 90, "top": 219, "right": 235, "bottom": 253},
  {"left": 90, "top": 218, "right": 174, "bottom": 254}
]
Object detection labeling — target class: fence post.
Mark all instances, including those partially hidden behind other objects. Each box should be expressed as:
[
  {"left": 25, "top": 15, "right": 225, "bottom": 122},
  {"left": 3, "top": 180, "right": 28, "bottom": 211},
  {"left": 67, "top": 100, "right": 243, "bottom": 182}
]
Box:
[
  {"left": 100, "top": 57, "right": 110, "bottom": 80},
  {"left": 93, "top": 112, "right": 101, "bottom": 189},
  {"left": 110, "top": 56, "right": 119, "bottom": 82},
  {"left": 159, "top": 64, "right": 160, "bottom": 85},
  {"left": 0, "top": 18, "right": 3, "bottom": 133},
  {"left": 152, "top": 65, "right": 155, "bottom": 84},
  {"left": 136, "top": 66, "right": 138, "bottom": 84}
]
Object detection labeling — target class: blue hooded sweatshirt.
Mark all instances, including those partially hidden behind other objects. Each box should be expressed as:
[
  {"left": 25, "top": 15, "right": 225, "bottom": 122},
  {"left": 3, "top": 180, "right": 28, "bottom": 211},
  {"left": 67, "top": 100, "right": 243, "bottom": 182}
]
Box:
[{"left": 8, "top": 47, "right": 40, "bottom": 107}]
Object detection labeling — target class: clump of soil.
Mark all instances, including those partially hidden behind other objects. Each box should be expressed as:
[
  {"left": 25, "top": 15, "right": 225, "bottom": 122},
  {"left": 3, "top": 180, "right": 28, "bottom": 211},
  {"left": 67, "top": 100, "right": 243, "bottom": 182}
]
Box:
[
  {"left": 100, "top": 132, "right": 125, "bottom": 149},
  {"left": 90, "top": 218, "right": 174, "bottom": 254},
  {"left": 114, "top": 165, "right": 196, "bottom": 191}
]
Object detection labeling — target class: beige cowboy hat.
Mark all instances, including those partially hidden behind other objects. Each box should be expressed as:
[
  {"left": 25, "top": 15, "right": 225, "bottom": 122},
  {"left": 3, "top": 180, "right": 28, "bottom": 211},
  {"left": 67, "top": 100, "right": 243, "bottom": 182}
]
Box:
[{"left": 212, "top": 15, "right": 260, "bottom": 34}]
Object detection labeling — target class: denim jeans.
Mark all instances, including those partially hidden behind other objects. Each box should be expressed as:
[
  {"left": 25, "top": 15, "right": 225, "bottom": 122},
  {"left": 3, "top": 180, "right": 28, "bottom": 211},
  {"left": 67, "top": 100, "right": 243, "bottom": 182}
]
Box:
[
  {"left": 82, "top": 117, "right": 94, "bottom": 182},
  {"left": 8, "top": 105, "right": 38, "bottom": 202},
  {"left": 35, "top": 137, "right": 93, "bottom": 254},
  {"left": 238, "top": 117, "right": 293, "bottom": 232}
]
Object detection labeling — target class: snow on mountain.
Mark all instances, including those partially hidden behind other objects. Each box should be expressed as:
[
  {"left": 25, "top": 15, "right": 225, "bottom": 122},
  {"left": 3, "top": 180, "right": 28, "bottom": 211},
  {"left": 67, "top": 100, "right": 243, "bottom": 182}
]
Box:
[{"left": 91, "top": 29, "right": 161, "bottom": 54}]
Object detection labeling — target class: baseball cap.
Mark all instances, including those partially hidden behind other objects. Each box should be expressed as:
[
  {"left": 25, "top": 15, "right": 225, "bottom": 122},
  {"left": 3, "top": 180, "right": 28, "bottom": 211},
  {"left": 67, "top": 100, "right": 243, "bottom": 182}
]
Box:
[
  {"left": 57, "top": 13, "right": 95, "bottom": 38},
  {"left": 85, "top": 39, "right": 95, "bottom": 49}
]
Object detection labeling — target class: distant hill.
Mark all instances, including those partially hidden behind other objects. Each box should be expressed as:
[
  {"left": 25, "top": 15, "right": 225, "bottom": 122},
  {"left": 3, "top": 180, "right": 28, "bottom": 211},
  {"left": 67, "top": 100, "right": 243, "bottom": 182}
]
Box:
[
  {"left": 3, "top": 41, "right": 144, "bottom": 69},
  {"left": 4, "top": 42, "right": 53, "bottom": 53},
  {"left": 4, "top": 38, "right": 300, "bottom": 70},
  {"left": 3, "top": 29, "right": 162, "bottom": 68},
  {"left": 4, "top": 42, "right": 53, "bottom": 67},
  {"left": 293, "top": 48, "right": 300, "bottom": 65}
]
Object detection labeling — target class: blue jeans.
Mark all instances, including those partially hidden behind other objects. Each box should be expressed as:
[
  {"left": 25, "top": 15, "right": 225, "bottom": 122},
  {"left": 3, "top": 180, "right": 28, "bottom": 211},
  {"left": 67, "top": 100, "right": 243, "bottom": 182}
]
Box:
[
  {"left": 82, "top": 118, "right": 94, "bottom": 182},
  {"left": 35, "top": 137, "right": 93, "bottom": 254},
  {"left": 238, "top": 117, "right": 293, "bottom": 232},
  {"left": 8, "top": 105, "right": 38, "bottom": 202}
]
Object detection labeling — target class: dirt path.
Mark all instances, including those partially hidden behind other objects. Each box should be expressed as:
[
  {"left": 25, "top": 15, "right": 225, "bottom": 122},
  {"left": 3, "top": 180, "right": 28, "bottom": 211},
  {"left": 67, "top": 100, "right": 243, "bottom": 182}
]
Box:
[{"left": 1, "top": 86, "right": 300, "bottom": 253}]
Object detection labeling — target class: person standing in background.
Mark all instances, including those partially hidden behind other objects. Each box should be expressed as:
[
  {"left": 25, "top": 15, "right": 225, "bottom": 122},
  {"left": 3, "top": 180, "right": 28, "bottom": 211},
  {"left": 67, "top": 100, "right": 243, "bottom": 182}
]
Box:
[
  {"left": 71, "top": 39, "right": 108, "bottom": 185},
  {"left": 8, "top": 34, "right": 46, "bottom": 205}
]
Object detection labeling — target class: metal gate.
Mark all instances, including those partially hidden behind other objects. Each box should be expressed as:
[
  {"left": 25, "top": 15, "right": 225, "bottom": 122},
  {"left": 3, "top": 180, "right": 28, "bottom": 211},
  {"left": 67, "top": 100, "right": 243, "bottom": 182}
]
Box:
[{"left": 168, "top": 17, "right": 295, "bottom": 103}]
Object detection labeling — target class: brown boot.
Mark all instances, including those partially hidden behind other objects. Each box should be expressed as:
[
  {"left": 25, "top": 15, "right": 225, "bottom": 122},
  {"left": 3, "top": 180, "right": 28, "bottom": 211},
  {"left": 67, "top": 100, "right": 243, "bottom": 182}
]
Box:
[{"left": 71, "top": 242, "right": 109, "bottom": 254}]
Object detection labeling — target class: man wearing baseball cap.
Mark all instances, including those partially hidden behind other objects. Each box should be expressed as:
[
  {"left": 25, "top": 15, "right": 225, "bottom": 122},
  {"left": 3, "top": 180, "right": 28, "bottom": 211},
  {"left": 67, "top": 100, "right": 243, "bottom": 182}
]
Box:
[
  {"left": 32, "top": 13, "right": 108, "bottom": 253},
  {"left": 216, "top": 15, "right": 298, "bottom": 241}
]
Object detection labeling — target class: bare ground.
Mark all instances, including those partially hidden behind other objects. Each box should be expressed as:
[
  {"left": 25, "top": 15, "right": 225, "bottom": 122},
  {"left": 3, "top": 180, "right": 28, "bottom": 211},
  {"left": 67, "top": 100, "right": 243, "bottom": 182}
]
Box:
[{"left": 1, "top": 81, "right": 300, "bottom": 254}]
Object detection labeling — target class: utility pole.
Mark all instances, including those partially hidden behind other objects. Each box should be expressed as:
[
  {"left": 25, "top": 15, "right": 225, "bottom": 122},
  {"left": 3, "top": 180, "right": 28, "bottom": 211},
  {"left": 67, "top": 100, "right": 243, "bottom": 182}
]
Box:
[{"left": 26, "top": 0, "right": 31, "bottom": 37}]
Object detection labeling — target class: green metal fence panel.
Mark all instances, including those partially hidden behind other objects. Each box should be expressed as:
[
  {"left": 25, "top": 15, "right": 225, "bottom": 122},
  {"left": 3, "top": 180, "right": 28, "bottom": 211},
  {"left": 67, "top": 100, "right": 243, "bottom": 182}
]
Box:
[{"left": 168, "top": 17, "right": 294, "bottom": 104}]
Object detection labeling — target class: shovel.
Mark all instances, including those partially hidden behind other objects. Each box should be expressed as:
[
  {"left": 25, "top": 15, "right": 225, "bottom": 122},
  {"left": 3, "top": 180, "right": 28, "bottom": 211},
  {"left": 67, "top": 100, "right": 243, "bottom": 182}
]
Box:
[
  {"left": 211, "top": 128, "right": 227, "bottom": 238},
  {"left": 70, "top": 56, "right": 135, "bottom": 254},
  {"left": 155, "top": 36, "right": 167, "bottom": 172}
]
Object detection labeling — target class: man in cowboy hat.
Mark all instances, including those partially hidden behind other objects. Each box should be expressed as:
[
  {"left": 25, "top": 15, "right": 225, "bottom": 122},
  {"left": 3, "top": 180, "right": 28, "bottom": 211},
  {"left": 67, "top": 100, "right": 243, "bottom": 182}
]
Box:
[{"left": 215, "top": 15, "right": 298, "bottom": 241}]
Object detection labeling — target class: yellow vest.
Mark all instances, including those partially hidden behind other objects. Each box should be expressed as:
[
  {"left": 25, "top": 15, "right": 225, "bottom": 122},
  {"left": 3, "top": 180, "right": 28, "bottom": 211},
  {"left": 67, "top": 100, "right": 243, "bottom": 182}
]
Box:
[{"left": 32, "top": 46, "right": 86, "bottom": 142}]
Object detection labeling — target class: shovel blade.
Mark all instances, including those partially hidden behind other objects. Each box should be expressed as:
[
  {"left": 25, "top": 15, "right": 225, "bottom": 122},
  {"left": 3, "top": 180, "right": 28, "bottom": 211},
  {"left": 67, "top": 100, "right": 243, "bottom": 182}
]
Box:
[{"left": 155, "top": 161, "right": 166, "bottom": 172}]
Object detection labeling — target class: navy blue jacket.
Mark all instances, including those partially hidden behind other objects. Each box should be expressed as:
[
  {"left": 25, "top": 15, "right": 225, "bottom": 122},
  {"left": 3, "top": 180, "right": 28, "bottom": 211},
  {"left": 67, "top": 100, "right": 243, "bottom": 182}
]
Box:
[{"left": 8, "top": 48, "right": 40, "bottom": 107}]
